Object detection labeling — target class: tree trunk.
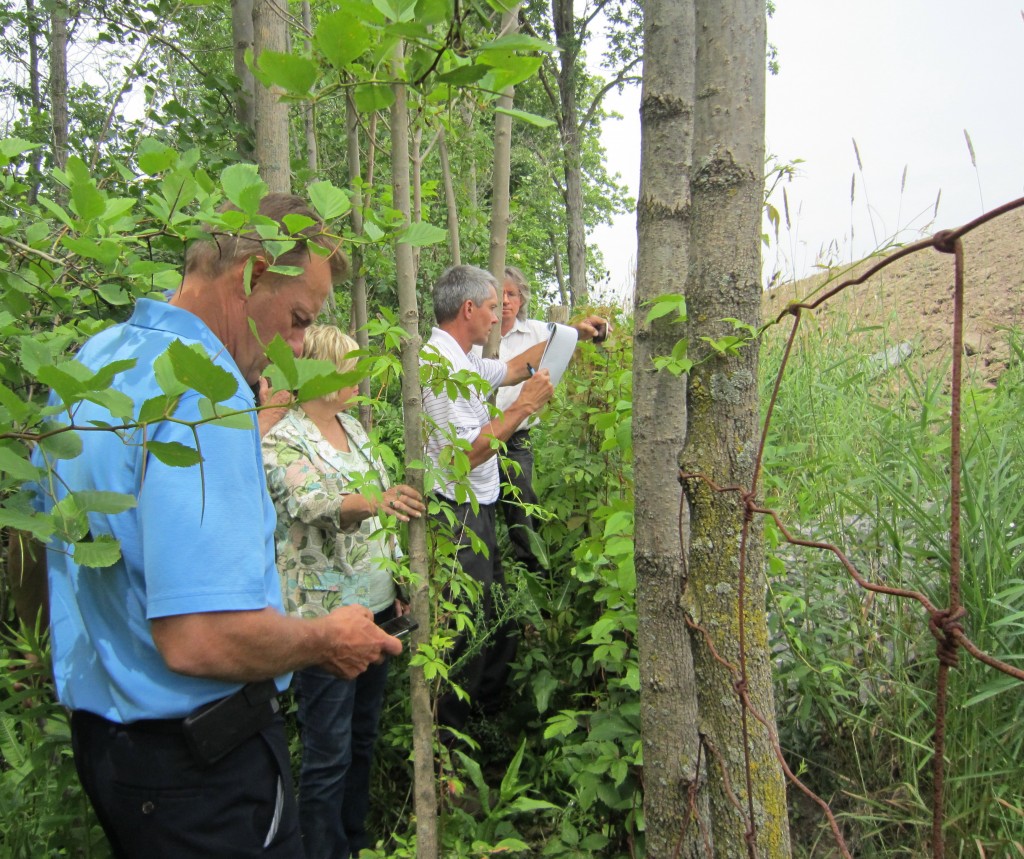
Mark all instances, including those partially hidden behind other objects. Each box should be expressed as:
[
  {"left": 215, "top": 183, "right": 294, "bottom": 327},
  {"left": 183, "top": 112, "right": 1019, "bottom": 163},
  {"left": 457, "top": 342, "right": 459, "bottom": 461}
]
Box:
[
  {"left": 485, "top": 6, "right": 519, "bottom": 359},
  {"left": 26, "top": 0, "right": 43, "bottom": 203},
  {"left": 253, "top": 0, "right": 291, "bottom": 192},
  {"left": 411, "top": 126, "right": 423, "bottom": 274},
  {"left": 636, "top": 0, "right": 791, "bottom": 855},
  {"left": 389, "top": 42, "right": 438, "bottom": 859},
  {"left": 346, "top": 93, "right": 372, "bottom": 430},
  {"left": 231, "top": 0, "right": 256, "bottom": 160},
  {"left": 301, "top": 0, "right": 318, "bottom": 174},
  {"left": 633, "top": 0, "right": 705, "bottom": 853},
  {"left": 551, "top": 0, "right": 586, "bottom": 307},
  {"left": 49, "top": 0, "right": 68, "bottom": 180},
  {"left": 438, "top": 126, "right": 461, "bottom": 266}
]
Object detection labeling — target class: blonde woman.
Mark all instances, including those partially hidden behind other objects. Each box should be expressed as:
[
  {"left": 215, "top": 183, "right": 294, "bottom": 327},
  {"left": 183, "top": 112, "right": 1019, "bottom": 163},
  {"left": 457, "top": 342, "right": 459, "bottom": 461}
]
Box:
[{"left": 262, "top": 325, "right": 424, "bottom": 859}]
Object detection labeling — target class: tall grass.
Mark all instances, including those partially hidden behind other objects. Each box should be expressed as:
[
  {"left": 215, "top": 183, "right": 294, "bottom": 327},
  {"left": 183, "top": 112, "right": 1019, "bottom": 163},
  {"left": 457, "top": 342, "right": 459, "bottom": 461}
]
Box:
[{"left": 761, "top": 307, "right": 1024, "bottom": 856}]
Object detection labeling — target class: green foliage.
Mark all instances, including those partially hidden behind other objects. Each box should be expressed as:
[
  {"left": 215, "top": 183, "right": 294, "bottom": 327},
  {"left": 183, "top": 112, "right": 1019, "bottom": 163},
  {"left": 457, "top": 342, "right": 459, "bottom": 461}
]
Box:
[{"left": 0, "top": 623, "right": 110, "bottom": 857}]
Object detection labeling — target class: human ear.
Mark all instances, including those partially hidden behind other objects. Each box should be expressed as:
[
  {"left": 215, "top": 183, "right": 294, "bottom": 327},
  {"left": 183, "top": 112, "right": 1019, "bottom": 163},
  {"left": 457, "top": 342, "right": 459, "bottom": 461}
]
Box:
[{"left": 240, "top": 256, "right": 270, "bottom": 295}]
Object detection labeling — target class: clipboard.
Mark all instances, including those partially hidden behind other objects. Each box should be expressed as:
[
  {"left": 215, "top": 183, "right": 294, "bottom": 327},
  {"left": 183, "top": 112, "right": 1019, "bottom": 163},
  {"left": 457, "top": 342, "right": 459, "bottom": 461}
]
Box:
[{"left": 537, "top": 322, "right": 578, "bottom": 386}]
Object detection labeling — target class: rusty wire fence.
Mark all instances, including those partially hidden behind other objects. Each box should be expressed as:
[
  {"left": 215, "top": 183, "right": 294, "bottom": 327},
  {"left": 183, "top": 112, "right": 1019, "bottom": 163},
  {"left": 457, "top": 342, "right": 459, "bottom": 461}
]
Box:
[{"left": 682, "top": 196, "right": 1024, "bottom": 857}]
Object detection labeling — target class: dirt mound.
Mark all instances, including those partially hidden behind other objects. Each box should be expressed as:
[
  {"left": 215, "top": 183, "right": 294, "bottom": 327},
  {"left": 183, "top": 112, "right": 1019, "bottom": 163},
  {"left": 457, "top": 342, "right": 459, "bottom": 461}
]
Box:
[{"left": 762, "top": 204, "right": 1024, "bottom": 386}]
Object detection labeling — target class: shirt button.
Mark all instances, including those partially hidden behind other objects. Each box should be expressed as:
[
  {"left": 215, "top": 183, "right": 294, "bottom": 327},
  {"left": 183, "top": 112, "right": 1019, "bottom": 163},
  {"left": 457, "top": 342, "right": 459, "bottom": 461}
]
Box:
[{"left": 141, "top": 801, "right": 155, "bottom": 815}]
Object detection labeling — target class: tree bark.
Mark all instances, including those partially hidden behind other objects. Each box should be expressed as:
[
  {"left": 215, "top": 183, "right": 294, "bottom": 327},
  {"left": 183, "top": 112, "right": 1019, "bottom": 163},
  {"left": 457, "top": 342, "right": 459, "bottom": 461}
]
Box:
[
  {"left": 49, "top": 0, "right": 68, "bottom": 181},
  {"left": 636, "top": 0, "right": 791, "bottom": 855},
  {"left": 231, "top": 0, "right": 256, "bottom": 160},
  {"left": 551, "top": 0, "right": 586, "bottom": 306},
  {"left": 346, "top": 93, "right": 372, "bottom": 430},
  {"left": 389, "top": 42, "right": 438, "bottom": 859},
  {"left": 485, "top": 6, "right": 519, "bottom": 359},
  {"left": 253, "top": 0, "right": 291, "bottom": 192},
  {"left": 686, "top": 1, "right": 788, "bottom": 853},
  {"left": 437, "top": 126, "right": 461, "bottom": 266},
  {"left": 300, "top": 0, "right": 318, "bottom": 174},
  {"left": 634, "top": 1, "right": 705, "bottom": 853}
]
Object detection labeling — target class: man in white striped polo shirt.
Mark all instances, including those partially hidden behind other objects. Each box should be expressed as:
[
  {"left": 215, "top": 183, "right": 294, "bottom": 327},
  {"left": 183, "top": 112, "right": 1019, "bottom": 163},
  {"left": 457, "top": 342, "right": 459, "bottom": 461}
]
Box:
[
  {"left": 422, "top": 265, "right": 606, "bottom": 740},
  {"left": 421, "top": 265, "right": 557, "bottom": 739}
]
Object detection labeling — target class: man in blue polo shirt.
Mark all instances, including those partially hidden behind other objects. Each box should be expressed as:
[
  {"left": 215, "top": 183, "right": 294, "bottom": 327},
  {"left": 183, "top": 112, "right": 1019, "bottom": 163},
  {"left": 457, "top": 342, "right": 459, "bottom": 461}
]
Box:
[{"left": 29, "top": 194, "right": 403, "bottom": 857}]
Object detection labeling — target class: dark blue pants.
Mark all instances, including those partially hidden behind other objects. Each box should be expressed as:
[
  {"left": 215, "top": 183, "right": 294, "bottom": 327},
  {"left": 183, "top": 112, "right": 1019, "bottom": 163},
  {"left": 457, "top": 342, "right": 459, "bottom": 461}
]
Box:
[
  {"left": 498, "top": 429, "right": 545, "bottom": 574},
  {"left": 70, "top": 709, "right": 302, "bottom": 858},
  {"left": 294, "top": 608, "right": 392, "bottom": 859}
]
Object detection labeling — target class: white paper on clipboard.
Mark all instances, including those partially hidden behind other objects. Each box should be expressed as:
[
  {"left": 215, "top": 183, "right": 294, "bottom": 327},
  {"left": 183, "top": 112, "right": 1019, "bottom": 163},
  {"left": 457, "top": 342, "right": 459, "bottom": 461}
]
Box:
[{"left": 537, "top": 322, "right": 578, "bottom": 386}]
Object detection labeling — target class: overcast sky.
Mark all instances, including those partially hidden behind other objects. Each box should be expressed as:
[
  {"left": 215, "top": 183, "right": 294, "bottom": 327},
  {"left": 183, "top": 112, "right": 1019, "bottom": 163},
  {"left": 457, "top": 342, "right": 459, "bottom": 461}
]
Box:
[{"left": 590, "top": 1, "right": 1024, "bottom": 300}]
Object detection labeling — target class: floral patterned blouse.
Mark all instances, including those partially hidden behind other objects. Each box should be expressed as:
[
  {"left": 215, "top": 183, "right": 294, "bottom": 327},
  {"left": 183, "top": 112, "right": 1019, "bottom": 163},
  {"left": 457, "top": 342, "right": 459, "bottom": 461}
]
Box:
[{"left": 262, "top": 409, "right": 398, "bottom": 618}]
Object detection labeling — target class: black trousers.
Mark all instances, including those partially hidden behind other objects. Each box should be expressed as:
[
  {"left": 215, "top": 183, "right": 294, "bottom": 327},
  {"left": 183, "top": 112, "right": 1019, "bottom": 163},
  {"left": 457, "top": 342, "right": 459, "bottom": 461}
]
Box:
[
  {"left": 70, "top": 709, "right": 303, "bottom": 858},
  {"left": 498, "top": 429, "right": 544, "bottom": 574},
  {"left": 432, "top": 499, "right": 518, "bottom": 735}
]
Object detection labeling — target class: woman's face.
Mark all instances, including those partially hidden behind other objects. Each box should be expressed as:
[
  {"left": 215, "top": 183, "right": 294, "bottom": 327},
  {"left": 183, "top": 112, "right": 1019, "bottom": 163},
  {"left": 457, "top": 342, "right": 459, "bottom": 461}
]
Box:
[{"left": 335, "top": 383, "right": 359, "bottom": 410}]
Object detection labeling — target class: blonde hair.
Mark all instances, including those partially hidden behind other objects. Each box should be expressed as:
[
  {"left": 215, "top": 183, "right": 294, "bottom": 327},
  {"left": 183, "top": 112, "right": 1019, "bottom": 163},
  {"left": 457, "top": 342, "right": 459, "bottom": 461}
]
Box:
[{"left": 302, "top": 324, "right": 361, "bottom": 402}]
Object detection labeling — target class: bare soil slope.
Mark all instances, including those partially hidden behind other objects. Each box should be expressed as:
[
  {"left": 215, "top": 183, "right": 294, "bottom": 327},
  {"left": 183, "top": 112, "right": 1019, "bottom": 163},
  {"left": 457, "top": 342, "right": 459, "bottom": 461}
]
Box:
[{"left": 762, "top": 205, "right": 1024, "bottom": 385}]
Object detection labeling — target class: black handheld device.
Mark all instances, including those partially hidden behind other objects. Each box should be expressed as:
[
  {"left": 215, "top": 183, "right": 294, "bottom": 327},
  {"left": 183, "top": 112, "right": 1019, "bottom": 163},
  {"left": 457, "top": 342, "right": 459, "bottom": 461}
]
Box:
[{"left": 378, "top": 614, "right": 419, "bottom": 639}]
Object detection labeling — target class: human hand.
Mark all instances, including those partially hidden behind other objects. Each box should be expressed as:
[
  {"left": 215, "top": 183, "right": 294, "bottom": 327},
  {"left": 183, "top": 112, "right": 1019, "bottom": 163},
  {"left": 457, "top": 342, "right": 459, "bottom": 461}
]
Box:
[
  {"left": 319, "top": 604, "right": 403, "bottom": 680},
  {"left": 516, "top": 368, "right": 554, "bottom": 414},
  {"left": 573, "top": 315, "right": 610, "bottom": 343},
  {"left": 257, "top": 377, "right": 294, "bottom": 437},
  {"left": 377, "top": 484, "right": 425, "bottom": 522}
]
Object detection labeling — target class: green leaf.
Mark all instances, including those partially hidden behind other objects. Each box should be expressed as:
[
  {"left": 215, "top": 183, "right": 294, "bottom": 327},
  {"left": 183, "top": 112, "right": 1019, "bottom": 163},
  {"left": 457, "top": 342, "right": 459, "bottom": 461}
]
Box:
[
  {"left": 37, "top": 429, "right": 83, "bottom": 460},
  {"left": 414, "top": 0, "right": 449, "bottom": 25},
  {"left": 479, "top": 33, "right": 556, "bottom": 53},
  {"left": 72, "top": 534, "right": 122, "bottom": 568},
  {"left": 494, "top": 106, "right": 556, "bottom": 128},
  {"left": 265, "top": 335, "right": 299, "bottom": 389},
  {"left": 435, "top": 64, "right": 490, "bottom": 86},
  {"left": 62, "top": 236, "right": 121, "bottom": 267},
  {"left": 0, "top": 509, "right": 55, "bottom": 541},
  {"left": 167, "top": 341, "right": 240, "bottom": 403},
  {"left": 146, "top": 440, "right": 202, "bottom": 467},
  {"left": 220, "top": 164, "right": 267, "bottom": 215},
  {"left": 137, "top": 138, "right": 178, "bottom": 175},
  {"left": 0, "top": 445, "right": 39, "bottom": 482},
  {"left": 73, "top": 491, "right": 137, "bottom": 515},
  {"left": 67, "top": 157, "right": 105, "bottom": 222},
  {"left": 362, "top": 221, "right": 385, "bottom": 242},
  {"left": 397, "top": 221, "right": 447, "bottom": 247},
  {"left": 315, "top": 11, "right": 372, "bottom": 69},
  {"left": 282, "top": 213, "right": 316, "bottom": 234},
  {"left": 153, "top": 351, "right": 189, "bottom": 397},
  {"left": 82, "top": 388, "right": 134, "bottom": 422},
  {"left": 36, "top": 195, "right": 74, "bottom": 228},
  {"left": 255, "top": 50, "right": 319, "bottom": 95},
  {"left": 372, "top": 0, "right": 416, "bottom": 22},
  {"left": 197, "top": 398, "right": 256, "bottom": 430},
  {"left": 0, "top": 137, "right": 42, "bottom": 164},
  {"left": 353, "top": 83, "right": 395, "bottom": 113},
  {"left": 97, "top": 283, "right": 131, "bottom": 305},
  {"left": 307, "top": 181, "right": 351, "bottom": 221},
  {"left": 531, "top": 669, "right": 559, "bottom": 714},
  {"left": 138, "top": 394, "right": 181, "bottom": 424}
]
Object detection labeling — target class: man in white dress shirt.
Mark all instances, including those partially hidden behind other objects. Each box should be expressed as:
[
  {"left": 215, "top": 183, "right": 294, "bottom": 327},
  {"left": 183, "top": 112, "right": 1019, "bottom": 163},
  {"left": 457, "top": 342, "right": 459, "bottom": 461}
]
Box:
[{"left": 422, "top": 265, "right": 606, "bottom": 737}]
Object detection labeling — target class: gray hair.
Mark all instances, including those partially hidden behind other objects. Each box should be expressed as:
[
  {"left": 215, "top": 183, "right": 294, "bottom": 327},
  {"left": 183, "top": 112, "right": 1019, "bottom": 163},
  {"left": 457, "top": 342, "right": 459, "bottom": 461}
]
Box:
[
  {"left": 504, "top": 265, "right": 531, "bottom": 321},
  {"left": 432, "top": 265, "right": 499, "bottom": 324}
]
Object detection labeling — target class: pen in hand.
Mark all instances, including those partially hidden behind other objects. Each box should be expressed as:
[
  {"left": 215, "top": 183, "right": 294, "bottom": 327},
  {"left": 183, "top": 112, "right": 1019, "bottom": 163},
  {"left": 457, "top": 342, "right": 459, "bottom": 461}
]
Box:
[{"left": 526, "top": 362, "right": 536, "bottom": 377}]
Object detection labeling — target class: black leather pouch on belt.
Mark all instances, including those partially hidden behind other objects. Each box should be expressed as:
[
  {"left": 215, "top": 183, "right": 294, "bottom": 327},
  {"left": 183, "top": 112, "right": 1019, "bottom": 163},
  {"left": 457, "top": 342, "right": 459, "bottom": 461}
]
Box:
[{"left": 181, "top": 678, "right": 280, "bottom": 766}]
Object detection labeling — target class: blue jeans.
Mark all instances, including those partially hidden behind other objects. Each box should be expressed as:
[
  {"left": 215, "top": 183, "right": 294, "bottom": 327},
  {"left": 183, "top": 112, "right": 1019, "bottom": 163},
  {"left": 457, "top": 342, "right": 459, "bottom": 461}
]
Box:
[{"left": 294, "top": 648, "right": 390, "bottom": 859}]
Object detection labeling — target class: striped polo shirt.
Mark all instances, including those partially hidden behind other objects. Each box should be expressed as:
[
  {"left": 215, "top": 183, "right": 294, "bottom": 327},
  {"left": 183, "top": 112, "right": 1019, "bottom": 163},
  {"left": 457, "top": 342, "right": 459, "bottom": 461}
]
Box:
[{"left": 422, "top": 327, "right": 508, "bottom": 504}]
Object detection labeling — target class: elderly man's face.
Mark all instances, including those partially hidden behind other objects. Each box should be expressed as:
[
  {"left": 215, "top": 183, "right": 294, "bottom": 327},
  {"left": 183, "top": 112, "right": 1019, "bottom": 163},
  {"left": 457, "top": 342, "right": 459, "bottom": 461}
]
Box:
[
  {"left": 501, "top": 279, "right": 522, "bottom": 324},
  {"left": 236, "top": 255, "right": 332, "bottom": 384},
  {"left": 469, "top": 285, "right": 500, "bottom": 346}
]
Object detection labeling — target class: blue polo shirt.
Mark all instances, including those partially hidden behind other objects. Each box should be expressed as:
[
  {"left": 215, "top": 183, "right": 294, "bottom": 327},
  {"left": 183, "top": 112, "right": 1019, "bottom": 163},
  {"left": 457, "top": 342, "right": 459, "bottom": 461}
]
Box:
[{"left": 32, "top": 298, "right": 289, "bottom": 723}]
